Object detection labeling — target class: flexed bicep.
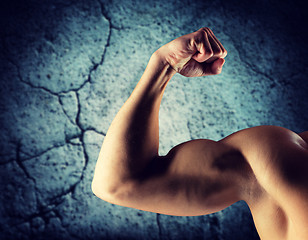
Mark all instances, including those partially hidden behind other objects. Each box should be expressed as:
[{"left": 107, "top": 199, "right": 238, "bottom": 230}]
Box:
[{"left": 96, "top": 139, "right": 250, "bottom": 216}]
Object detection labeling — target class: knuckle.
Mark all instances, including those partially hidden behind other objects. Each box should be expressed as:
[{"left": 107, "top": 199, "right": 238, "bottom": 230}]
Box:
[
  {"left": 218, "top": 48, "right": 227, "bottom": 57},
  {"left": 207, "top": 49, "right": 214, "bottom": 57},
  {"left": 219, "top": 48, "right": 227, "bottom": 58},
  {"left": 200, "top": 27, "right": 211, "bottom": 33},
  {"left": 214, "top": 49, "right": 223, "bottom": 56},
  {"left": 223, "top": 49, "right": 228, "bottom": 57}
]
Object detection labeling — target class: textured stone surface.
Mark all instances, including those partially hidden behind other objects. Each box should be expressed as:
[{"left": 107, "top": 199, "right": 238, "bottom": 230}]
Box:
[{"left": 0, "top": 0, "right": 307, "bottom": 239}]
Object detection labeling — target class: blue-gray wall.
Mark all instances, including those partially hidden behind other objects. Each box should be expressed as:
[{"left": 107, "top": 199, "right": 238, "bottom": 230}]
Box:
[{"left": 1, "top": 0, "right": 307, "bottom": 239}]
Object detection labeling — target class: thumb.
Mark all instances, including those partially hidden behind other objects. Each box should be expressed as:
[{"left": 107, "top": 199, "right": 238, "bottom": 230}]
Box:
[{"left": 210, "top": 58, "right": 225, "bottom": 75}]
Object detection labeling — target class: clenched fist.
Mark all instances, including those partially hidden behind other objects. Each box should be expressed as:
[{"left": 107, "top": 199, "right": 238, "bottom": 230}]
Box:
[{"left": 157, "top": 27, "right": 227, "bottom": 77}]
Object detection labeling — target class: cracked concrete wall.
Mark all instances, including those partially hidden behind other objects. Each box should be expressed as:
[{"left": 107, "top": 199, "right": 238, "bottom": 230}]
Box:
[{"left": 0, "top": 0, "right": 307, "bottom": 239}]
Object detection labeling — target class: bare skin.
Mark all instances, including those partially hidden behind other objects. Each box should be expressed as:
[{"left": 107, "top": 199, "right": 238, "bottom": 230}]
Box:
[{"left": 92, "top": 27, "right": 308, "bottom": 240}]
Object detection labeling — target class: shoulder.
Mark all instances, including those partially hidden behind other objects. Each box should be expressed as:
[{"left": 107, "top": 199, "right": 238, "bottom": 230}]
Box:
[
  {"left": 220, "top": 125, "right": 308, "bottom": 209},
  {"left": 220, "top": 125, "right": 308, "bottom": 164},
  {"left": 220, "top": 125, "right": 307, "bottom": 149}
]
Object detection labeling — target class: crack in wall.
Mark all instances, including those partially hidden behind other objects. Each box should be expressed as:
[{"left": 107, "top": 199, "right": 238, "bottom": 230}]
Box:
[
  {"left": 97, "top": 0, "right": 129, "bottom": 31},
  {"left": 3, "top": 45, "right": 100, "bottom": 97},
  {"left": 156, "top": 213, "right": 162, "bottom": 240},
  {"left": 13, "top": 59, "right": 90, "bottom": 96},
  {"left": 209, "top": 214, "right": 221, "bottom": 240},
  {"left": 220, "top": 0, "right": 305, "bottom": 88},
  {"left": 15, "top": 140, "right": 36, "bottom": 183},
  {"left": 58, "top": 95, "right": 77, "bottom": 126},
  {"left": 9, "top": 195, "right": 65, "bottom": 230},
  {"left": 225, "top": 31, "right": 280, "bottom": 86},
  {"left": 75, "top": 91, "right": 83, "bottom": 131},
  {"left": 219, "top": 0, "right": 284, "bottom": 89},
  {"left": 18, "top": 141, "right": 71, "bottom": 163},
  {"left": 2, "top": 43, "right": 106, "bottom": 164},
  {"left": 72, "top": 92, "right": 90, "bottom": 197},
  {"left": 3, "top": 1, "right": 129, "bottom": 238},
  {"left": 3, "top": 52, "right": 106, "bottom": 234}
]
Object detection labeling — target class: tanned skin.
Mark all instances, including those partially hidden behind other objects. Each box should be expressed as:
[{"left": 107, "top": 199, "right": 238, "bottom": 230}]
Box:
[{"left": 92, "top": 27, "right": 308, "bottom": 240}]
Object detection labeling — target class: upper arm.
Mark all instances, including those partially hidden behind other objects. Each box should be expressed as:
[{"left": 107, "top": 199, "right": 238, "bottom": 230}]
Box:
[{"left": 93, "top": 139, "right": 248, "bottom": 216}]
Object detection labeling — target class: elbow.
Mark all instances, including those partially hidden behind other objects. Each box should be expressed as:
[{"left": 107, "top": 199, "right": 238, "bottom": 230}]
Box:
[
  {"left": 91, "top": 177, "right": 118, "bottom": 203},
  {"left": 91, "top": 176, "right": 136, "bottom": 206},
  {"left": 91, "top": 179, "right": 105, "bottom": 199},
  {"left": 91, "top": 159, "right": 125, "bottom": 203},
  {"left": 91, "top": 155, "right": 142, "bottom": 206}
]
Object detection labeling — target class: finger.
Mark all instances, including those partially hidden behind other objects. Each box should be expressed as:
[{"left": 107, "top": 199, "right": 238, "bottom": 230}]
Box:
[
  {"left": 201, "top": 28, "right": 226, "bottom": 63},
  {"left": 192, "top": 30, "right": 213, "bottom": 63},
  {"left": 200, "top": 28, "right": 221, "bottom": 63},
  {"left": 206, "top": 28, "right": 227, "bottom": 58},
  {"left": 201, "top": 57, "right": 225, "bottom": 76},
  {"left": 211, "top": 58, "right": 225, "bottom": 74}
]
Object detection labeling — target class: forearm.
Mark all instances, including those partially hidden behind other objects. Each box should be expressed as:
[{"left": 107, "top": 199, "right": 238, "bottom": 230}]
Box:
[{"left": 92, "top": 51, "right": 176, "bottom": 193}]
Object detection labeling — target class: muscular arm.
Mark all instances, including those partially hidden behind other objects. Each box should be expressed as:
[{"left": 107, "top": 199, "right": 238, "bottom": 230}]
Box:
[
  {"left": 92, "top": 27, "right": 308, "bottom": 239},
  {"left": 91, "top": 28, "right": 238, "bottom": 216},
  {"left": 92, "top": 27, "right": 308, "bottom": 218}
]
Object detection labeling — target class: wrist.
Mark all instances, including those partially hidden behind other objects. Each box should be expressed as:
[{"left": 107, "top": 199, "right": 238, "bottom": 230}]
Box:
[
  {"left": 151, "top": 48, "right": 176, "bottom": 72},
  {"left": 142, "top": 49, "right": 176, "bottom": 87},
  {"left": 154, "top": 45, "right": 192, "bottom": 73}
]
